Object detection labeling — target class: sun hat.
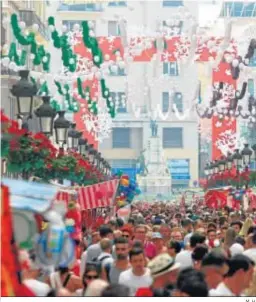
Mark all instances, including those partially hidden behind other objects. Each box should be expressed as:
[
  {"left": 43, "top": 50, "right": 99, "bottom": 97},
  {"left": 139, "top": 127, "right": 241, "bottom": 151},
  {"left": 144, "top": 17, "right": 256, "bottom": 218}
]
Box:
[
  {"left": 147, "top": 253, "right": 180, "bottom": 278},
  {"left": 152, "top": 232, "right": 163, "bottom": 239}
]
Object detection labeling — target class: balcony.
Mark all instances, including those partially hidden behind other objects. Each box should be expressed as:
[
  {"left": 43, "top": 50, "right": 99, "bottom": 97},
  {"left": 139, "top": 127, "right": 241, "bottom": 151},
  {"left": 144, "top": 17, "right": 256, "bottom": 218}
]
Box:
[
  {"left": 19, "top": 10, "right": 49, "bottom": 41},
  {"left": 1, "top": 65, "right": 18, "bottom": 76},
  {"left": 58, "top": 2, "right": 103, "bottom": 12}
]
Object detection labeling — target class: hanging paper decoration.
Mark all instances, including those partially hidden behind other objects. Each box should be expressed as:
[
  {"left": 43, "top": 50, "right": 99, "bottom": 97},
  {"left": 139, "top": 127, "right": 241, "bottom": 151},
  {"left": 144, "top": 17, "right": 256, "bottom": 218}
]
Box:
[
  {"left": 48, "top": 16, "right": 77, "bottom": 73},
  {"left": 10, "top": 14, "right": 51, "bottom": 72},
  {"left": 81, "top": 20, "right": 115, "bottom": 118},
  {"left": 8, "top": 42, "right": 27, "bottom": 66},
  {"left": 54, "top": 81, "right": 79, "bottom": 113}
]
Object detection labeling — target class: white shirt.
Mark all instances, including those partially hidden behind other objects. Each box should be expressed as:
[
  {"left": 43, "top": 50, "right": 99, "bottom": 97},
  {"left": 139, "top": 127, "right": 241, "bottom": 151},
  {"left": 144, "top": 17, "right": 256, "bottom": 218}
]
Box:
[
  {"left": 80, "top": 250, "right": 87, "bottom": 278},
  {"left": 210, "top": 282, "right": 235, "bottom": 297},
  {"left": 97, "top": 252, "right": 114, "bottom": 269},
  {"left": 175, "top": 250, "right": 193, "bottom": 269},
  {"left": 184, "top": 233, "right": 193, "bottom": 247},
  {"left": 243, "top": 247, "right": 256, "bottom": 264},
  {"left": 23, "top": 279, "right": 51, "bottom": 296},
  {"left": 119, "top": 268, "right": 152, "bottom": 296}
]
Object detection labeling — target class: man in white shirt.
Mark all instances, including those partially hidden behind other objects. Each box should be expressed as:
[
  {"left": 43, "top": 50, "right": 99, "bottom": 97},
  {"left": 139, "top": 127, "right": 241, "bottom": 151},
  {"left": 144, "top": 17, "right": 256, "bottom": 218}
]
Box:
[
  {"left": 210, "top": 254, "right": 254, "bottom": 296},
  {"left": 119, "top": 248, "right": 152, "bottom": 296},
  {"left": 175, "top": 233, "right": 206, "bottom": 269},
  {"left": 243, "top": 231, "right": 256, "bottom": 264}
]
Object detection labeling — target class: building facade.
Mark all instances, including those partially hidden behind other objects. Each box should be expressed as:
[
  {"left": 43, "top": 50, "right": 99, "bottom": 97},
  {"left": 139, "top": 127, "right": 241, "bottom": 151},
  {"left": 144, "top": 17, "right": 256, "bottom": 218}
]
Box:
[
  {"left": 53, "top": 0, "right": 201, "bottom": 188},
  {"left": 1, "top": 0, "right": 49, "bottom": 120}
]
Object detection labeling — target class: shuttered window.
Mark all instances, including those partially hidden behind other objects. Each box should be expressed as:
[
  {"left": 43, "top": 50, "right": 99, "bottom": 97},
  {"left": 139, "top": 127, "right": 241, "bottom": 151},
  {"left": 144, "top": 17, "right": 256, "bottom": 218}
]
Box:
[
  {"left": 163, "top": 128, "right": 183, "bottom": 148},
  {"left": 112, "top": 128, "right": 130, "bottom": 148}
]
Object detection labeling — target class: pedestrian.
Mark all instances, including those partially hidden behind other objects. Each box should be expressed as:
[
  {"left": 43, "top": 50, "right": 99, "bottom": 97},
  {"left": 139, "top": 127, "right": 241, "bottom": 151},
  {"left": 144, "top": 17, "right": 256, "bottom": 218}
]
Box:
[{"left": 119, "top": 248, "right": 152, "bottom": 296}]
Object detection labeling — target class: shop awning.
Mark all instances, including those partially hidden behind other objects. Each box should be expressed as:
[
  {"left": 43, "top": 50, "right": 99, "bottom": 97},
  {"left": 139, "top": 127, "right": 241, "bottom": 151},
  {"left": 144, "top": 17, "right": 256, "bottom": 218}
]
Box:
[
  {"left": 77, "top": 179, "right": 119, "bottom": 210},
  {"left": 1, "top": 178, "right": 58, "bottom": 213}
]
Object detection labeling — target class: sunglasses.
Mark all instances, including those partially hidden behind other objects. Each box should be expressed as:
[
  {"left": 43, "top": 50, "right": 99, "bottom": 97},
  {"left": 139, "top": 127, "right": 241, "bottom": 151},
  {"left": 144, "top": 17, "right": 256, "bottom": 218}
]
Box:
[
  {"left": 85, "top": 275, "right": 98, "bottom": 280},
  {"left": 122, "top": 234, "right": 130, "bottom": 238}
]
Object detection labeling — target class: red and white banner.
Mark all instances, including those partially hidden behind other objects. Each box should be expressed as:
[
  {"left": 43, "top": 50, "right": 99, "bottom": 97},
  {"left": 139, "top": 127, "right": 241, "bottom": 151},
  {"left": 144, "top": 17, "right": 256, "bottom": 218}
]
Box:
[{"left": 77, "top": 179, "right": 119, "bottom": 210}]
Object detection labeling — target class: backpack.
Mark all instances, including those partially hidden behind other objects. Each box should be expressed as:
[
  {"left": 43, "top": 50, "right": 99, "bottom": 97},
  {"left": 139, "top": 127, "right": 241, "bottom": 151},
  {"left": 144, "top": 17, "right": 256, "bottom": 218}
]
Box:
[{"left": 104, "top": 262, "right": 112, "bottom": 282}]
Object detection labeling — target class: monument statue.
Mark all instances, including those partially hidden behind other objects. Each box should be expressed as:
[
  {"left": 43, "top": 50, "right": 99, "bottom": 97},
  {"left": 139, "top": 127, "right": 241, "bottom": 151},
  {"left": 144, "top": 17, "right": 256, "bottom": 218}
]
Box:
[
  {"left": 150, "top": 119, "right": 158, "bottom": 137},
  {"left": 137, "top": 149, "right": 148, "bottom": 176}
]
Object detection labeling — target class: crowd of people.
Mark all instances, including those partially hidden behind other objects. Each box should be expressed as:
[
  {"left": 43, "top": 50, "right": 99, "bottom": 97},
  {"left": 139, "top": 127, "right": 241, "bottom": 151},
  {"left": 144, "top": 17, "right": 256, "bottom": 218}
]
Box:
[{"left": 18, "top": 202, "right": 256, "bottom": 297}]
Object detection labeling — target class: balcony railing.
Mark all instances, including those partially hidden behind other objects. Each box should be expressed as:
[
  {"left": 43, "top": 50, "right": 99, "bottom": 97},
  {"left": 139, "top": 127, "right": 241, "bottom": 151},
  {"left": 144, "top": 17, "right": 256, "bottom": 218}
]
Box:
[
  {"left": 58, "top": 3, "right": 103, "bottom": 12},
  {"left": 1, "top": 65, "right": 18, "bottom": 76},
  {"left": 19, "top": 10, "right": 49, "bottom": 41}
]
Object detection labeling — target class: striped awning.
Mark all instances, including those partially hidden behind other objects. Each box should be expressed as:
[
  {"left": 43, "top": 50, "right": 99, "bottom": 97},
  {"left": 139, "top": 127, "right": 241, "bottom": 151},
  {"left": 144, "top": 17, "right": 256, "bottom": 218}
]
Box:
[{"left": 77, "top": 179, "right": 119, "bottom": 210}]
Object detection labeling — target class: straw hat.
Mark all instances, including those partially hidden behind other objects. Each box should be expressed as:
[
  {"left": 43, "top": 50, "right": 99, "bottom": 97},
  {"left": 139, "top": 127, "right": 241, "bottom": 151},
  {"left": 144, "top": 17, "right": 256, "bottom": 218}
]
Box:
[{"left": 147, "top": 253, "right": 180, "bottom": 278}]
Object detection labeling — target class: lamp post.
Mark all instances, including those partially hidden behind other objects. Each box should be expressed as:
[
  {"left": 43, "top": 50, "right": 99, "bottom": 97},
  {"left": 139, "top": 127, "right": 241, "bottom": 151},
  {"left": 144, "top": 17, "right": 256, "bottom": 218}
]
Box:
[
  {"left": 232, "top": 149, "right": 243, "bottom": 189},
  {"left": 252, "top": 144, "right": 256, "bottom": 171},
  {"left": 88, "top": 148, "right": 96, "bottom": 166},
  {"left": 11, "top": 70, "right": 37, "bottom": 128},
  {"left": 204, "top": 163, "right": 210, "bottom": 187},
  {"left": 34, "top": 96, "right": 56, "bottom": 136},
  {"left": 67, "top": 123, "right": 82, "bottom": 150},
  {"left": 54, "top": 111, "right": 70, "bottom": 145},
  {"left": 241, "top": 143, "right": 253, "bottom": 188},
  {"left": 218, "top": 156, "right": 226, "bottom": 186},
  {"left": 78, "top": 138, "right": 88, "bottom": 156},
  {"left": 241, "top": 143, "right": 252, "bottom": 167}
]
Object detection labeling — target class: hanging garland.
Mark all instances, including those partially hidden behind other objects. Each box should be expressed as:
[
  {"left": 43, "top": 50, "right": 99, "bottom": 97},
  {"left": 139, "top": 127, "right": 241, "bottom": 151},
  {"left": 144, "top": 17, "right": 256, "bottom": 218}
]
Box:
[
  {"left": 85, "top": 86, "right": 98, "bottom": 115},
  {"left": 54, "top": 81, "right": 79, "bottom": 113},
  {"left": 81, "top": 21, "right": 115, "bottom": 117},
  {"left": 10, "top": 14, "right": 51, "bottom": 72},
  {"left": 100, "top": 79, "right": 115, "bottom": 118},
  {"left": 38, "top": 81, "right": 49, "bottom": 96},
  {"left": 48, "top": 17, "right": 77, "bottom": 73},
  {"left": 76, "top": 78, "right": 97, "bottom": 115},
  {"left": 8, "top": 42, "right": 27, "bottom": 66}
]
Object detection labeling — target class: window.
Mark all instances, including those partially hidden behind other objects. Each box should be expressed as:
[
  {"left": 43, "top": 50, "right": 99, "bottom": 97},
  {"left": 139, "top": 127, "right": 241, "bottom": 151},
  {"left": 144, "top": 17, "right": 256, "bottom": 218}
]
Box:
[
  {"left": 111, "top": 159, "right": 136, "bottom": 168},
  {"left": 163, "top": 1, "right": 184, "bottom": 7},
  {"left": 110, "top": 92, "right": 127, "bottom": 113},
  {"left": 248, "top": 79, "right": 255, "bottom": 96},
  {"left": 220, "top": 2, "right": 256, "bottom": 17},
  {"left": 163, "top": 62, "right": 179, "bottom": 76},
  {"left": 249, "top": 49, "right": 256, "bottom": 67},
  {"left": 163, "top": 20, "right": 183, "bottom": 35},
  {"left": 109, "top": 65, "right": 126, "bottom": 76},
  {"left": 163, "top": 128, "right": 183, "bottom": 148},
  {"left": 58, "top": 2, "right": 103, "bottom": 12},
  {"left": 174, "top": 92, "right": 183, "bottom": 112},
  {"left": 162, "top": 92, "right": 169, "bottom": 113},
  {"left": 108, "top": 21, "right": 120, "bottom": 36},
  {"left": 111, "top": 159, "right": 137, "bottom": 179},
  {"left": 108, "top": 1, "right": 127, "bottom": 7},
  {"left": 112, "top": 128, "right": 130, "bottom": 148}
]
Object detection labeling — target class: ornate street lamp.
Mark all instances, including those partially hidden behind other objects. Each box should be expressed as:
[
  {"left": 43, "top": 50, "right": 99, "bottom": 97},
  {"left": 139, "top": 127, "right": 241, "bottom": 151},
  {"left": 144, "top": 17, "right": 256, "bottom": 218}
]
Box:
[
  {"left": 252, "top": 144, "right": 256, "bottom": 164},
  {"left": 226, "top": 152, "right": 233, "bottom": 170},
  {"left": 213, "top": 160, "right": 219, "bottom": 174},
  {"left": 78, "top": 138, "right": 88, "bottom": 155},
  {"left": 218, "top": 156, "right": 226, "bottom": 172},
  {"left": 34, "top": 96, "right": 56, "bottom": 136},
  {"left": 11, "top": 70, "right": 37, "bottom": 117},
  {"left": 241, "top": 143, "right": 253, "bottom": 167},
  {"left": 67, "top": 123, "right": 82, "bottom": 150},
  {"left": 96, "top": 152, "right": 101, "bottom": 169},
  {"left": 88, "top": 148, "right": 96, "bottom": 165},
  {"left": 232, "top": 149, "right": 243, "bottom": 170},
  {"left": 54, "top": 111, "right": 70, "bottom": 145},
  {"left": 208, "top": 162, "right": 214, "bottom": 176},
  {"left": 204, "top": 163, "right": 210, "bottom": 177}
]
